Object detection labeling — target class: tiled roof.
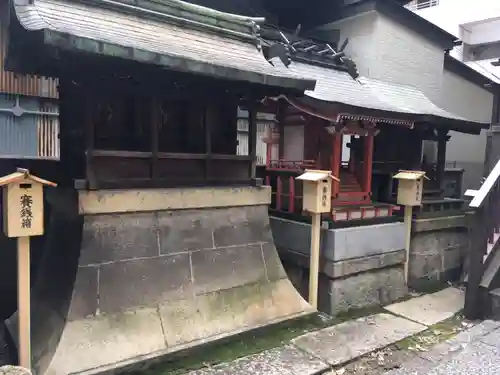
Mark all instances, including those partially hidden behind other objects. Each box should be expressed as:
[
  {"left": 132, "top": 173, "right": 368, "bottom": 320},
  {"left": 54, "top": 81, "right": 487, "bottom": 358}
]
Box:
[
  {"left": 11, "top": 0, "right": 315, "bottom": 91},
  {"left": 280, "top": 61, "right": 489, "bottom": 133}
]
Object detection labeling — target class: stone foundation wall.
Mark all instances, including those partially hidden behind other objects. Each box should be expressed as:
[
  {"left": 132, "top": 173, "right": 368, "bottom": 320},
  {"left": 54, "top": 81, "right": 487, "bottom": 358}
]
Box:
[
  {"left": 409, "top": 214, "right": 469, "bottom": 291},
  {"left": 271, "top": 217, "right": 408, "bottom": 315},
  {"left": 7, "top": 187, "right": 311, "bottom": 375}
]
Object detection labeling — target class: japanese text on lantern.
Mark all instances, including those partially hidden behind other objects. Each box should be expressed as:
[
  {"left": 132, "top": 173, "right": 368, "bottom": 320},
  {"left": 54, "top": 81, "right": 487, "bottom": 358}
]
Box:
[{"left": 20, "top": 194, "right": 33, "bottom": 229}]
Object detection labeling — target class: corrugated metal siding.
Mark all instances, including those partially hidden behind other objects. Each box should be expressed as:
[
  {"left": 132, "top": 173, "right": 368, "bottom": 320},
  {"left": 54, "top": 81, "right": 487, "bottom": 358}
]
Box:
[
  {"left": 0, "top": 0, "right": 58, "bottom": 98},
  {"left": 0, "top": 93, "right": 59, "bottom": 159},
  {"left": 237, "top": 108, "right": 276, "bottom": 165}
]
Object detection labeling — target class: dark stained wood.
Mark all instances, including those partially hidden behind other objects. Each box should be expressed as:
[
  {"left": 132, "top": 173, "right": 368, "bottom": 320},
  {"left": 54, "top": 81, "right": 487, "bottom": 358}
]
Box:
[
  {"left": 150, "top": 97, "right": 159, "bottom": 179},
  {"left": 248, "top": 101, "right": 257, "bottom": 179},
  {"left": 435, "top": 131, "right": 448, "bottom": 193},
  {"left": 464, "top": 208, "right": 488, "bottom": 320},
  {"left": 204, "top": 105, "right": 212, "bottom": 180},
  {"left": 85, "top": 92, "right": 97, "bottom": 190},
  {"left": 56, "top": 53, "right": 262, "bottom": 190},
  {"left": 278, "top": 103, "right": 285, "bottom": 160}
]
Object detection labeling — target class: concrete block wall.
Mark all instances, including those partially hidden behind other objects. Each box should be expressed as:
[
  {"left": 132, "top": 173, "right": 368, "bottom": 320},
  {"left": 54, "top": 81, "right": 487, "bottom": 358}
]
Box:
[
  {"left": 409, "top": 214, "right": 469, "bottom": 290},
  {"left": 271, "top": 217, "right": 408, "bottom": 315}
]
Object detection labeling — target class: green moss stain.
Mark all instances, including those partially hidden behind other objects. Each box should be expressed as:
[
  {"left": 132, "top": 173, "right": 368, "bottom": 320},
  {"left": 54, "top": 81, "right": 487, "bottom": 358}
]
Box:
[
  {"left": 394, "top": 311, "right": 465, "bottom": 351},
  {"left": 204, "top": 282, "right": 276, "bottom": 321},
  {"left": 127, "top": 305, "right": 384, "bottom": 375}
]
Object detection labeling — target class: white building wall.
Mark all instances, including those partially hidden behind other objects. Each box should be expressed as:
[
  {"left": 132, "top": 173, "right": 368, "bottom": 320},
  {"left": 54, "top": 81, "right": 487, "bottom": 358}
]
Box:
[
  {"left": 317, "top": 12, "right": 444, "bottom": 101},
  {"left": 439, "top": 70, "right": 494, "bottom": 190},
  {"left": 370, "top": 14, "right": 444, "bottom": 102}
]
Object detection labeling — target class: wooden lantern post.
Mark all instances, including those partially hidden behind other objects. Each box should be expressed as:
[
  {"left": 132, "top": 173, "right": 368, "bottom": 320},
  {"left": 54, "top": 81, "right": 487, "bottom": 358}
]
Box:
[
  {"left": 392, "top": 170, "right": 428, "bottom": 283},
  {"left": 296, "top": 170, "right": 340, "bottom": 309},
  {"left": 0, "top": 168, "right": 57, "bottom": 370}
]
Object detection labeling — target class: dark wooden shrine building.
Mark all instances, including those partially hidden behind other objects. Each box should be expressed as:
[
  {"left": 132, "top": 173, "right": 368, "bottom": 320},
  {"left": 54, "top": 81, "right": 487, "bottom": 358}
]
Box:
[
  {"left": 5, "top": 0, "right": 315, "bottom": 190},
  {"left": 259, "top": 29, "right": 488, "bottom": 223}
]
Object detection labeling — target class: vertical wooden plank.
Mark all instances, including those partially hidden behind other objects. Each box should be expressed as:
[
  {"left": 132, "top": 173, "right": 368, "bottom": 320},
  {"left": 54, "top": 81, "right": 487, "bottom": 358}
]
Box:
[
  {"left": 204, "top": 105, "right": 211, "bottom": 182},
  {"left": 308, "top": 212, "right": 321, "bottom": 309},
  {"left": 84, "top": 87, "right": 97, "bottom": 190},
  {"left": 403, "top": 205, "right": 413, "bottom": 283},
  {"left": 331, "top": 134, "right": 342, "bottom": 198},
  {"left": 464, "top": 208, "right": 488, "bottom": 320},
  {"left": 17, "top": 236, "right": 31, "bottom": 369},
  {"left": 276, "top": 176, "right": 282, "bottom": 211},
  {"left": 436, "top": 131, "right": 447, "bottom": 194},
  {"left": 150, "top": 97, "right": 159, "bottom": 180},
  {"left": 248, "top": 101, "right": 257, "bottom": 180},
  {"left": 278, "top": 104, "right": 285, "bottom": 160},
  {"left": 289, "top": 175, "right": 295, "bottom": 213},
  {"left": 363, "top": 134, "right": 374, "bottom": 194}
]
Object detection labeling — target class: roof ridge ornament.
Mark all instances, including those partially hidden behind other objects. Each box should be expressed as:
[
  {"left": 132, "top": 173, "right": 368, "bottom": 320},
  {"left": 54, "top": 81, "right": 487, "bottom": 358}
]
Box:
[{"left": 260, "top": 25, "right": 359, "bottom": 78}]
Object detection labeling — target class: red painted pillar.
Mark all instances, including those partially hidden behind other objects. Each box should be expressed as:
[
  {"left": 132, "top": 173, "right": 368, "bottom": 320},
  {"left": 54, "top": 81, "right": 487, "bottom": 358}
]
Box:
[
  {"left": 289, "top": 175, "right": 295, "bottom": 213},
  {"left": 331, "top": 134, "right": 342, "bottom": 198},
  {"left": 276, "top": 176, "right": 282, "bottom": 211},
  {"left": 363, "top": 134, "right": 374, "bottom": 195}
]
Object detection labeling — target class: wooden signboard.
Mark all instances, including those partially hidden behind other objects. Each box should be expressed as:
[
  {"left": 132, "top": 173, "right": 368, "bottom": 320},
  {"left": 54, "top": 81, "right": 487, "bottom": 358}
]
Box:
[{"left": 0, "top": 168, "right": 56, "bottom": 370}]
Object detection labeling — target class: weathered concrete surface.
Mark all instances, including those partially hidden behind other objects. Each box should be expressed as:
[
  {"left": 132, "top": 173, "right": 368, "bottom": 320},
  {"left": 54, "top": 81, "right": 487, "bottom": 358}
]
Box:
[
  {"left": 281, "top": 249, "right": 407, "bottom": 315},
  {"left": 274, "top": 218, "right": 408, "bottom": 316},
  {"left": 409, "top": 218, "right": 468, "bottom": 290},
  {"left": 271, "top": 217, "right": 406, "bottom": 262},
  {"left": 185, "top": 345, "right": 329, "bottom": 375},
  {"left": 385, "top": 320, "right": 500, "bottom": 375},
  {"left": 324, "top": 266, "right": 407, "bottom": 314},
  {"left": 279, "top": 248, "right": 406, "bottom": 279},
  {"left": 78, "top": 186, "right": 272, "bottom": 214},
  {"left": 292, "top": 313, "right": 426, "bottom": 366},
  {"left": 384, "top": 287, "right": 464, "bottom": 326},
  {"left": 6, "top": 187, "right": 311, "bottom": 375}
]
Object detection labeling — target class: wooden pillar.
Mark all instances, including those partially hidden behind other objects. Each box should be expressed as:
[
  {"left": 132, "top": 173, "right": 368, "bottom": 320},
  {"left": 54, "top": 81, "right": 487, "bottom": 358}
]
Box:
[
  {"left": 363, "top": 134, "right": 374, "bottom": 193},
  {"left": 278, "top": 104, "right": 285, "bottom": 160},
  {"left": 84, "top": 89, "right": 96, "bottom": 190},
  {"left": 436, "top": 131, "right": 448, "bottom": 195},
  {"left": 17, "top": 236, "right": 31, "bottom": 369},
  {"left": 331, "top": 133, "right": 342, "bottom": 197},
  {"left": 248, "top": 102, "right": 257, "bottom": 179},
  {"left": 150, "top": 97, "right": 159, "bottom": 180},
  {"left": 204, "top": 106, "right": 212, "bottom": 181}
]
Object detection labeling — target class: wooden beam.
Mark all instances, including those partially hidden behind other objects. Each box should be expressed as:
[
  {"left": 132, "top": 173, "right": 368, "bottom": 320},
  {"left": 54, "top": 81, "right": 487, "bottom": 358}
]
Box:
[
  {"left": 331, "top": 134, "right": 342, "bottom": 198},
  {"left": 84, "top": 91, "right": 97, "bottom": 190},
  {"left": 278, "top": 103, "right": 285, "bottom": 160},
  {"left": 363, "top": 134, "right": 374, "bottom": 194},
  {"left": 204, "top": 106, "right": 212, "bottom": 181},
  {"left": 150, "top": 97, "right": 159, "bottom": 180},
  {"left": 436, "top": 131, "right": 447, "bottom": 194},
  {"left": 248, "top": 101, "right": 257, "bottom": 179}
]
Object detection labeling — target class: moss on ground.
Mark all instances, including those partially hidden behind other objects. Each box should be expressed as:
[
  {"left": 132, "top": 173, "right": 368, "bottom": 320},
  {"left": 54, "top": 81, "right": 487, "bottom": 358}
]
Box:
[
  {"left": 129, "top": 306, "right": 384, "bottom": 375},
  {"left": 394, "top": 311, "right": 465, "bottom": 351}
]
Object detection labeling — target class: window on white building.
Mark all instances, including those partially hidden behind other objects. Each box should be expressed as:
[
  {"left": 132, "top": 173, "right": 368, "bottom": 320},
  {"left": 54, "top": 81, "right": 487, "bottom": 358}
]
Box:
[{"left": 408, "top": 0, "right": 439, "bottom": 11}]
